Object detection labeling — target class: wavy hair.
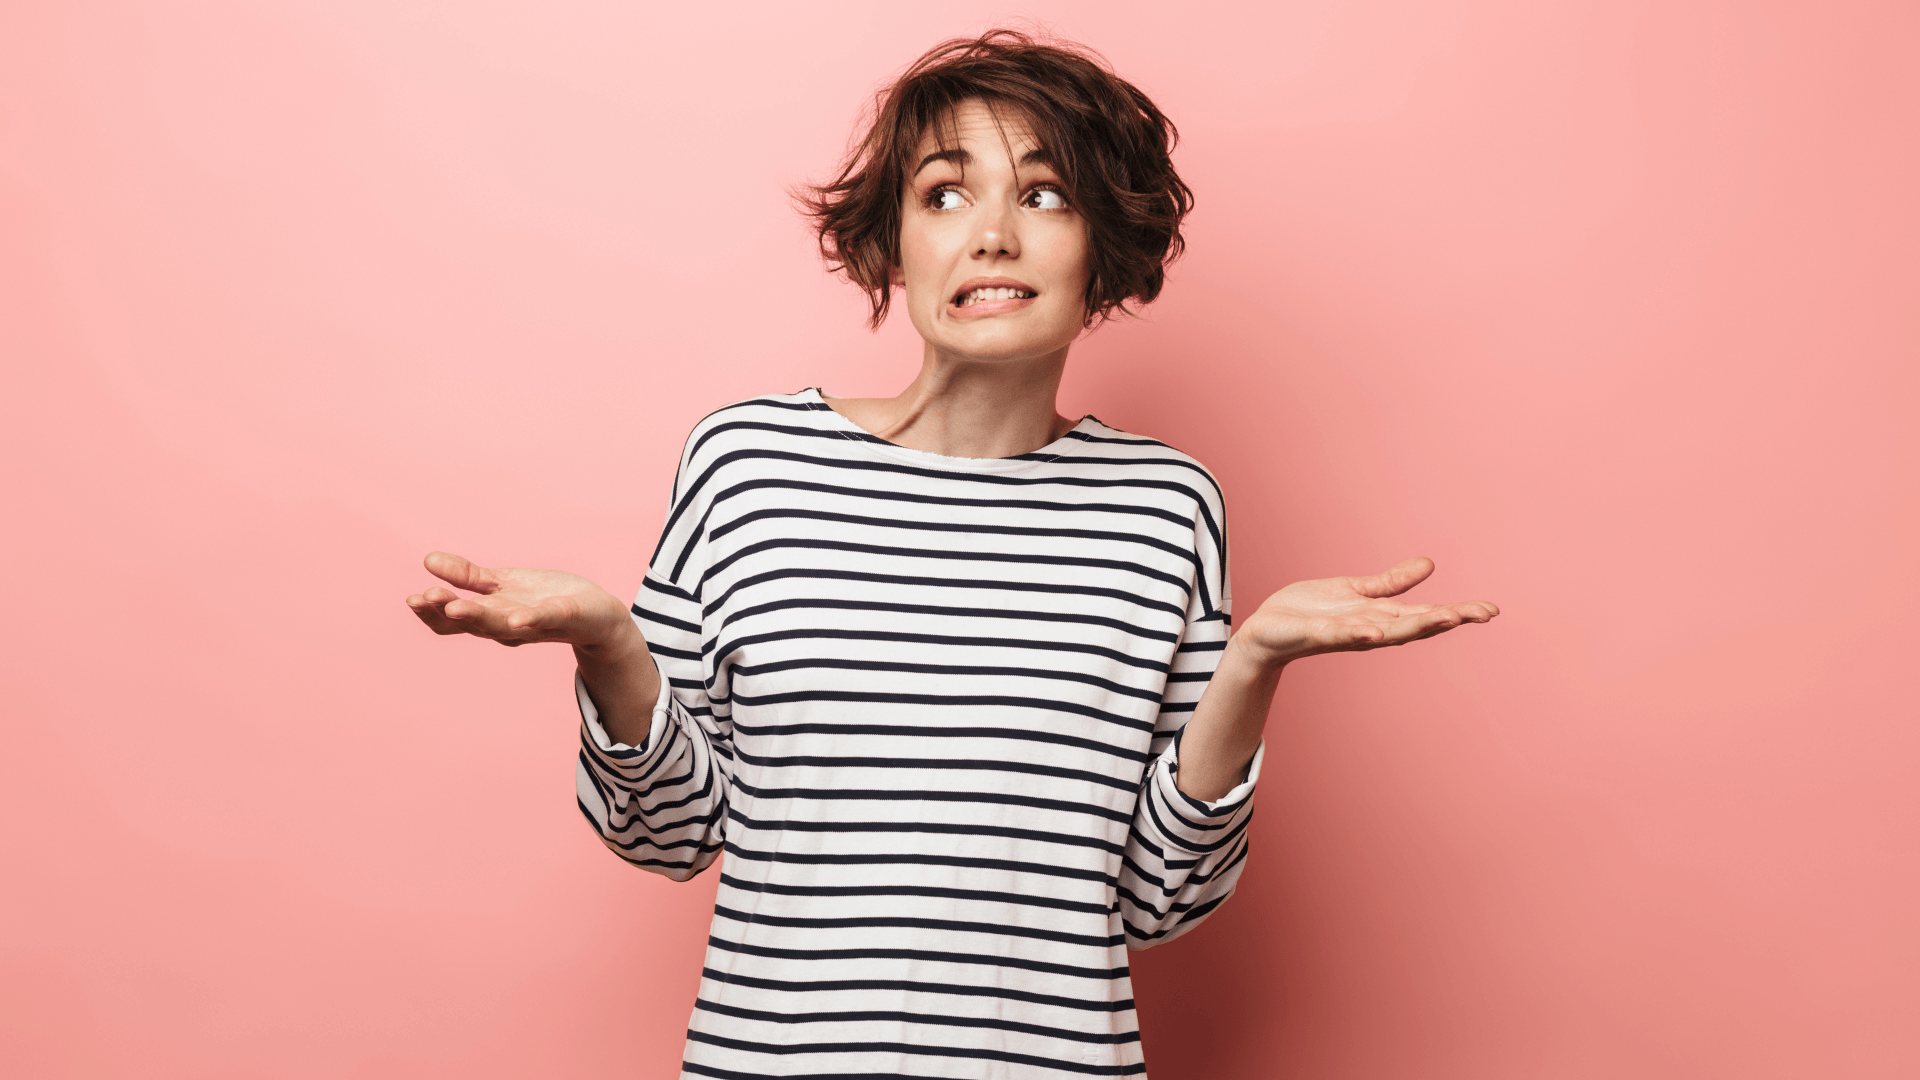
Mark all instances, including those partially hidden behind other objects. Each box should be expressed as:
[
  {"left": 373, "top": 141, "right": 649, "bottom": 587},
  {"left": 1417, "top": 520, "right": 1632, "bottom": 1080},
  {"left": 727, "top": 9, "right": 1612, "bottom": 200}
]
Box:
[{"left": 800, "top": 30, "right": 1195, "bottom": 328}]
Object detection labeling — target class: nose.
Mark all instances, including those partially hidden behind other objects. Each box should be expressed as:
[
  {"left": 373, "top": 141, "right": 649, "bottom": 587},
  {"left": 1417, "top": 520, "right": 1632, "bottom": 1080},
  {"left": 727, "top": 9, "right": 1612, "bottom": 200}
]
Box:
[{"left": 971, "top": 197, "right": 1020, "bottom": 260}]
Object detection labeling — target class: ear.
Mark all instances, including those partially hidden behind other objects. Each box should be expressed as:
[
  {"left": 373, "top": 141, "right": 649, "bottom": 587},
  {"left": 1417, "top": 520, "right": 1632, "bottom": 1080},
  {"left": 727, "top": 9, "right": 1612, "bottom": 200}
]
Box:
[{"left": 889, "top": 265, "right": 906, "bottom": 289}]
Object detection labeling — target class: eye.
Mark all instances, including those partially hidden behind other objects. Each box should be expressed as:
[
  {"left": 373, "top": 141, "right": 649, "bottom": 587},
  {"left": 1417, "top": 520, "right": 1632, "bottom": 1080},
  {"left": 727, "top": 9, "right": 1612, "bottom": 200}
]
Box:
[
  {"left": 927, "top": 186, "right": 965, "bottom": 211},
  {"left": 1024, "top": 186, "right": 1068, "bottom": 210}
]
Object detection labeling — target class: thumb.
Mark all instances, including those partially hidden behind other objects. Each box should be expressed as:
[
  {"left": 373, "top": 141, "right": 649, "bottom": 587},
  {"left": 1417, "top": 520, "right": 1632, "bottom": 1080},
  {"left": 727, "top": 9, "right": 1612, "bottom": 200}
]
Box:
[
  {"left": 423, "top": 551, "right": 502, "bottom": 595},
  {"left": 1350, "top": 557, "right": 1434, "bottom": 599}
]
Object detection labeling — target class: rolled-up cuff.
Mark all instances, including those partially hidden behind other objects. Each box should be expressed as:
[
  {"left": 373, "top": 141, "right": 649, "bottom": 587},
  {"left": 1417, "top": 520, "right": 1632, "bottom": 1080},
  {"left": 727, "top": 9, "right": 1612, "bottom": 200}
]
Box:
[
  {"left": 576, "top": 670, "right": 675, "bottom": 783},
  {"left": 1144, "top": 732, "right": 1262, "bottom": 854}
]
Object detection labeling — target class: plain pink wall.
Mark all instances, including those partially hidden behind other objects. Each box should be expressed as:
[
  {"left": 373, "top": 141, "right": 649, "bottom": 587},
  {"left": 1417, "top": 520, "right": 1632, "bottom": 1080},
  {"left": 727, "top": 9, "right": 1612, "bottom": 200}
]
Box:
[{"left": 3, "top": 1, "right": 1915, "bottom": 1076}]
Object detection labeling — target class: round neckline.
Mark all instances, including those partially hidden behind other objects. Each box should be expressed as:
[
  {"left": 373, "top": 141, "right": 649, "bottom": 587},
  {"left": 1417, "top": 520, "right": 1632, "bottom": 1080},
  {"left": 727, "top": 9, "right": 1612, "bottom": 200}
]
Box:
[{"left": 804, "top": 387, "right": 1097, "bottom": 473}]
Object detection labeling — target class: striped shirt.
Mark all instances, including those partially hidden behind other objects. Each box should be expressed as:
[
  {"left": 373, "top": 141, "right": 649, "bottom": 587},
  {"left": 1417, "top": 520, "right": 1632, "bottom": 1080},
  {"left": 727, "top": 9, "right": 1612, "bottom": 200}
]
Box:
[{"left": 576, "top": 389, "right": 1262, "bottom": 1078}]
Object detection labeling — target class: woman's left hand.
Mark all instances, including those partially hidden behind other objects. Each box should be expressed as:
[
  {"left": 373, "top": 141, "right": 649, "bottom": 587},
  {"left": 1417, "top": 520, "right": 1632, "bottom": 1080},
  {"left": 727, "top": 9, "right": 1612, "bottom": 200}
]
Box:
[{"left": 1233, "top": 557, "right": 1498, "bottom": 671}]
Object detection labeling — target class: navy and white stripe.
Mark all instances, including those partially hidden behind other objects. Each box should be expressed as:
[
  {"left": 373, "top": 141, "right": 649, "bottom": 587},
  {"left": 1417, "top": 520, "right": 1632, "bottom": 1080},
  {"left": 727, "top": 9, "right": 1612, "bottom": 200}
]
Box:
[{"left": 576, "top": 389, "right": 1261, "bottom": 1078}]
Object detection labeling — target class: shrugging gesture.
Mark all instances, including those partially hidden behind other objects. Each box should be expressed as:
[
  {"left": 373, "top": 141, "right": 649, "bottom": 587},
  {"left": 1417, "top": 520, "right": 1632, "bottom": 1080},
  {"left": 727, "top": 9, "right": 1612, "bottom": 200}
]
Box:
[
  {"left": 405, "top": 551, "right": 660, "bottom": 743},
  {"left": 399, "top": 27, "right": 1508, "bottom": 1077},
  {"left": 1175, "top": 558, "right": 1499, "bottom": 802}
]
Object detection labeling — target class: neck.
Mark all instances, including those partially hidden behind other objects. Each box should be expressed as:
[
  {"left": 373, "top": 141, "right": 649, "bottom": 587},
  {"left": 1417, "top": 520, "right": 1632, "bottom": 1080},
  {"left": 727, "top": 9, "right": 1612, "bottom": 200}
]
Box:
[{"left": 844, "top": 343, "right": 1075, "bottom": 459}]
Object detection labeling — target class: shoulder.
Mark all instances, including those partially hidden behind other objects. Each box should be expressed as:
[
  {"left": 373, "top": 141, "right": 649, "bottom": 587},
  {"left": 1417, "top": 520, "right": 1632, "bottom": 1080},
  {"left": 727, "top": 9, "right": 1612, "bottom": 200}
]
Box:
[
  {"left": 1054, "top": 418, "right": 1229, "bottom": 566},
  {"left": 680, "top": 388, "right": 832, "bottom": 447},
  {"left": 655, "top": 389, "right": 840, "bottom": 547},
  {"left": 671, "top": 388, "right": 845, "bottom": 473},
  {"left": 1056, "top": 417, "right": 1225, "bottom": 503}
]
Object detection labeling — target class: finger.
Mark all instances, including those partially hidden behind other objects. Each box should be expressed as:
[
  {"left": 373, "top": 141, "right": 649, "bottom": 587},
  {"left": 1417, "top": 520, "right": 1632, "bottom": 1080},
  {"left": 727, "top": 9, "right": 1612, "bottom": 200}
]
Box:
[
  {"left": 408, "top": 602, "right": 473, "bottom": 636},
  {"left": 1347, "top": 625, "right": 1388, "bottom": 647},
  {"left": 423, "top": 551, "right": 503, "bottom": 595},
  {"left": 406, "top": 592, "right": 449, "bottom": 621},
  {"left": 496, "top": 594, "right": 570, "bottom": 633},
  {"left": 408, "top": 586, "right": 460, "bottom": 609},
  {"left": 1386, "top": 599, "right": 1498, "bottom": 625},
  {"left": 1380, "top": 608, "right": 1464, "bottom": 645},
  {"left": 1316, "top": 617, "right": 1388, "bottom": 649},
  {"left": 1349, "top": 557, "right": 1435, "bottom": 599},
  {"left": 441, "top": 596, "right": 526, "bottom": 637},
  {"left": 450, "top": 598, "right": 573, "bottom": 643}
]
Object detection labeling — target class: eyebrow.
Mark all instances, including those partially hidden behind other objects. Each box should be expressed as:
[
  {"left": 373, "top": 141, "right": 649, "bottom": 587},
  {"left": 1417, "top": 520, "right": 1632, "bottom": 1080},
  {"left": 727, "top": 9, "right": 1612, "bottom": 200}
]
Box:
[{"left": 912, "top": 147, "right": 1055, "bottom": 178}]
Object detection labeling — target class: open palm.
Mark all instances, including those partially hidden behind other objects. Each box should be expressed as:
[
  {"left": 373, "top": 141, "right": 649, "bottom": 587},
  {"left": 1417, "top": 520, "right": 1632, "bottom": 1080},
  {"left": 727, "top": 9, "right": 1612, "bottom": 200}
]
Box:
[
  {"left": 404, "top": 551, "right": 632, "bottom": 648},
  {"left": 1237, "top": 557, "right": 1498, "bottom": 667}
]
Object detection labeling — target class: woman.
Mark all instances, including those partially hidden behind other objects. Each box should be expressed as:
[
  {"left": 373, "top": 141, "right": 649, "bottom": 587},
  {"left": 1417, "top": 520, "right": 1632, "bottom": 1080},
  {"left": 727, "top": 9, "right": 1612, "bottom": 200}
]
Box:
[{"left": 406, "top": 31, "right": 1496, "bottom": 1079}]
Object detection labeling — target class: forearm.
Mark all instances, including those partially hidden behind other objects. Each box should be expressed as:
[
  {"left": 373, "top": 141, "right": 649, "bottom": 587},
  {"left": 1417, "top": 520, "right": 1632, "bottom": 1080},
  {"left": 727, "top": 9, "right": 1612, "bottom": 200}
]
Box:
[
  {"left": 1174, "top": 635, "right": 1284, "bottom": 801},
  {"left": 574, "top": 624, "right": 662, "bottom": 747}
]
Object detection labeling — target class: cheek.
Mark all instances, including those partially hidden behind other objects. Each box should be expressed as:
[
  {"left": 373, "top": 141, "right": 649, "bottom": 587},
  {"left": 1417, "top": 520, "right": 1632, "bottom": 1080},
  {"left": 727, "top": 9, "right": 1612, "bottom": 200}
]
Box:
[
  {"left": 895, "top": 226, "right": 946, "bottom": 293},
  {"left": 1038, "top": 219, "right": 1092, "bottom": 279},
  {"left": 1042, "top": 224, "right": 1094, "bottom": 301},
  {"left": 1068, "top": 225, "right": 1093, "bottom": 280},
  {"left": 1050, "top": 227, "right": 1093, "bottom": 324}
]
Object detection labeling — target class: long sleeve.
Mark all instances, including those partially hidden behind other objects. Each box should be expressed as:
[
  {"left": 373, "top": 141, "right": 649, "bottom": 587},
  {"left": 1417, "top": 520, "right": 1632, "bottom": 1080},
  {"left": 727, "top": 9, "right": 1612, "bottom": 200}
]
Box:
[
  {"left": 1118, "top": 493, "right": 1259, "bottom": 950},
  {"left": 574, "top": 429, "right": 732, "bottom": 882}
]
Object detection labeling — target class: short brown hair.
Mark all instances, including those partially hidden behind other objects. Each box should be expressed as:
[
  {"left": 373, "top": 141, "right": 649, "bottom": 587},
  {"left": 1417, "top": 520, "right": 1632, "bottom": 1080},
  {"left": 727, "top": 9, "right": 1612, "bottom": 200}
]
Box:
[{"left": 801, "top": 30, "right": 1194, "bottom": 328}]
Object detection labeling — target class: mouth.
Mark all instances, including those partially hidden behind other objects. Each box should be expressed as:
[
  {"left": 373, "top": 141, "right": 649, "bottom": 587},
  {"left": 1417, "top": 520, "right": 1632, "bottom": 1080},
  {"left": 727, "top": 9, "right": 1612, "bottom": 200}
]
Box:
[
  {"left": 953, "top": 285, "right": 1038, "bottom": 307},
  {"left": 949, "top": 278, "right": 1039, "bottom": 315}
]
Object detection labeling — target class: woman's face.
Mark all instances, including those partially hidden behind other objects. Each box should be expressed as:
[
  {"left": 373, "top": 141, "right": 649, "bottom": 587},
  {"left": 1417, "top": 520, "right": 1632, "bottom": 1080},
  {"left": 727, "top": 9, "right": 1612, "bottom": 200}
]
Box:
[{"left": 894, "top": 99, "right": 1091, "bottom": 364}]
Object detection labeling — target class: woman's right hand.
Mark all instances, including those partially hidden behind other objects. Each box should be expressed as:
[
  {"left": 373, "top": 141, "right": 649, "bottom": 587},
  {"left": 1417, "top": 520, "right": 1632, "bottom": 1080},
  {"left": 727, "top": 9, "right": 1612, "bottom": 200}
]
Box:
[
  {"left": 407, "top": 551, "right": 661, "bottom": 743},
  {"left": 405, "top": 551, "right": 635, "bottom": 649}
]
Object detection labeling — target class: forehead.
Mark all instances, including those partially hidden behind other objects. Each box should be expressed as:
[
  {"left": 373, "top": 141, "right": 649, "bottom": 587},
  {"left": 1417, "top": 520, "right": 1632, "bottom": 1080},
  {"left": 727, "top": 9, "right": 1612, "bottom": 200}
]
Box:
[{"left": 912, "top": 99, "right": 1045, "bottom": 161}]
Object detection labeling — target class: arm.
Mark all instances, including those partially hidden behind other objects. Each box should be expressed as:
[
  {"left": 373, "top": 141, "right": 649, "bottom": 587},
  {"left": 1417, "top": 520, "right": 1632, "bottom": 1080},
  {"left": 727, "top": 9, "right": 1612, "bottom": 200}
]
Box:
[
  {"left": 1175, "top": 556, "right": 1500, "bottom": 801},
  {"left": 1120, "top": 557, "right": 1496, "bottom": 949},
  {"left": 574, "top": 569, "right": 731, "bottom": 880},
  {"left": 1119, "top": 603, "right": 1259, "bottom": 950},
  {"left": 405, "top": 549, "right": 731, "bottom": 879}
]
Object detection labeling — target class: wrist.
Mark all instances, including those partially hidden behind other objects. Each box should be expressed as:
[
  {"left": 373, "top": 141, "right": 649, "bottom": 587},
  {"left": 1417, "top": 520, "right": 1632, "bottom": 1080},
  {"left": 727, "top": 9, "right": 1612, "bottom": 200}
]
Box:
[
  {"left": 573, "top": 619, "right": 648, "bottom": 671},
  {"left": 1223, "top": 628, "right": 1295, "bottom": 678},
  {"left": 573, "top": 620, "right": 662, "bottom": 735}
]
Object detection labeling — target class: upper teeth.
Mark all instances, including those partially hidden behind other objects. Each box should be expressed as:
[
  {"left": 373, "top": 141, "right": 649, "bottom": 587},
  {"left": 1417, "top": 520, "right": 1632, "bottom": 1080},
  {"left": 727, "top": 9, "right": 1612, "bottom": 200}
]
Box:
[{"left": 959, "top": 287, "right": 1034, "bottom": 305}]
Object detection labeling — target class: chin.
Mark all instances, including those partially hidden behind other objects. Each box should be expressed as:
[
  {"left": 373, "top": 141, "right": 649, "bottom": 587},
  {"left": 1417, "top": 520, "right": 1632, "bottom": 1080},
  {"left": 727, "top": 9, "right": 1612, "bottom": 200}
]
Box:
[
  {"left": 945, "top": 334, "right": 1073, "bottom": 363},
  {"left": 934, "top": 318, "right": 1080, "bottom": 361}
]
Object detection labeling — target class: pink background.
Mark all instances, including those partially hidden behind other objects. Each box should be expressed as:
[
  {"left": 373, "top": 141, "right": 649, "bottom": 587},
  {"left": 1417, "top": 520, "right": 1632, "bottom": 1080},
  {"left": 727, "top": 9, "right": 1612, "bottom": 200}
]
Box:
[{"left": 4, "top": 1, "right": 1916, "bottom": 1076}]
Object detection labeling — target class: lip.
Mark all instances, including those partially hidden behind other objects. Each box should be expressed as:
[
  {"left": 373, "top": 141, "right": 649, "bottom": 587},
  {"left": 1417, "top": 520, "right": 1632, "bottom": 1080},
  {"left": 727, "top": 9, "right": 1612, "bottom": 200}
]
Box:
[{"left": 947, "top": 276, "right": 1039, "bottom": 320}]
